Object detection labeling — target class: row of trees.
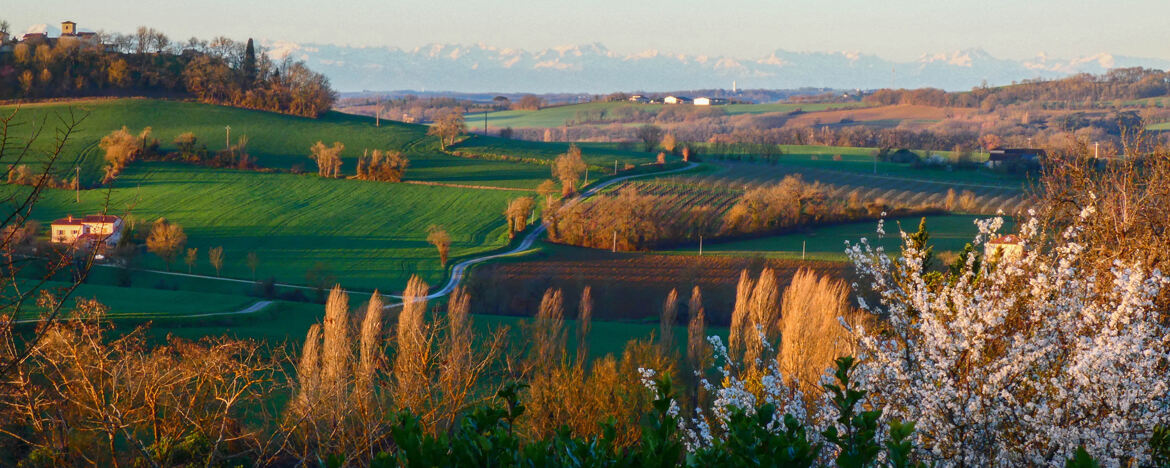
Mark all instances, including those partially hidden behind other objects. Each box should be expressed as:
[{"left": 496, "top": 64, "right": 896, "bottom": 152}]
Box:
[
  {"left": 546, "top": 175, "right": 941, "bottom": 251},
  {"left": 1, "top": 27, "right": 335, "bottom": 117},
  {"left": 865, "top": 67, "right": 1170, "bottom": 108}
]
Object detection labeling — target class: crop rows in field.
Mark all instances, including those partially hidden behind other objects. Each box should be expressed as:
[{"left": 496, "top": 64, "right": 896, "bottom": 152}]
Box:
[
  {"left": 472, "top": 249, "right": 849, "bottom": 323},
  {"left": 592, "top": 178, "right": 742, "bottom": 226},
  {"left": 682, "top": 162, "right": 1029, "bottom": 215}
]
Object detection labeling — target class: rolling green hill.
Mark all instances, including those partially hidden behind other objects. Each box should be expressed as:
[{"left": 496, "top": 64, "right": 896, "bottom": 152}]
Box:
[
  {"left": 31, "top": 162, "right": 533, "bottom": 291},
  {"left": 4, "top": 99, "right": 559, "bottom": 189}
]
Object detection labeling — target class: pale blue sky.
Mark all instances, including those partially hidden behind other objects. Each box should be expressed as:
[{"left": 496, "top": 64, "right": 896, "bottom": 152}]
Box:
[{"left": 8, "top": 0, "right": 1169, "bottom": 61}]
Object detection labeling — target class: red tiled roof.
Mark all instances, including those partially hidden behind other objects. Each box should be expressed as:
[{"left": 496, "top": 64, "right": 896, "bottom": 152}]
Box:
[
  {"left": 52, "top": 217, "right": 84, "bottom": 226},
  {"left": 989, "top": 235, "right": 1022, "bottom": 245}
]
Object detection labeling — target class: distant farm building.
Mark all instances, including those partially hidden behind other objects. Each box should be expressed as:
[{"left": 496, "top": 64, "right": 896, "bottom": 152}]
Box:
[
  {"left": 985, "top": 234, "right": 1024, "bottom": 263},
  {"left": 50, "top": 214, "right": 124, "bottom": 249},
  {"left": 693, "top": 97, "right": 728, "bottom": 106},
  {"left": 988, "top": 148, "right": 1045, "bottom": 167},
  {"left": 663, "top": 96, "right": 692, "bottom": 105},
  {"left": 628, "top": 95, "right": 650, "bottom": 103}
]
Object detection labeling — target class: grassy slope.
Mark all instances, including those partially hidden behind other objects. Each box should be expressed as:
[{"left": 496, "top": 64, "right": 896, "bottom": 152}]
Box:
[
  {"left": 3, "top": 99, "right": 550, "bottom": 188},
  {"left": 32, "top": 162, "right": 530, "bottom": 291},
  {"left": 11, "top": 279, "right": 257, "bottom": 320}
]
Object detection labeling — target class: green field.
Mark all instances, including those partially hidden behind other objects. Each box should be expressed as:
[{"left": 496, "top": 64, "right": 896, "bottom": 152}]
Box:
[
  {"left": 669, "top": 214, "right": 1010, "bottom": 260},
  {"left": 451, "top": 135, "right": 660, "bottom": 168},
  {"left": 30, "top": 162, "right": 532, "bottom": 292},
  {"left": 480, "top": 101, "right": 870, "bottom": 129},
  {"left": 3, "top": 99, "right": 555, "bottom": 189},
  {"left": 10, "top": 279, "right": 259, "bottom": 320}
]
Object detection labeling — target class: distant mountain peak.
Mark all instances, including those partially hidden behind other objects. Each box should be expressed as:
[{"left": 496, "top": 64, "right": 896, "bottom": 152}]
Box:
[{"left": 256, "top": 40, "right": 1170, "bottom": 93}]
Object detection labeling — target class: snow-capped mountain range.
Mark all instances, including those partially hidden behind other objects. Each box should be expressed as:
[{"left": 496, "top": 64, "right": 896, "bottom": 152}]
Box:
[{"left": 265, "top": 41, "right": 1169, "bottom": 93}]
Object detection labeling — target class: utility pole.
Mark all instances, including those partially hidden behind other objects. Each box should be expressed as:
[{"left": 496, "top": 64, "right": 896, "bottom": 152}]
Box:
[
  {"left": 612, "top": 231, "right": 617, "bottom": 253},
  {"left": 483, "top": 111, "right": 488, "bottom": 135},
  {"left": 614, "top": 159, "right": 618, "bottom": 174},
  {"left": 1094, "top": 141, "right": 1099, "bottom": 159},
  {"left": 376, "top": 102, "right": 381, "bottom": 127},
  {"left": 802, "top": 241, "right": 806, "bottom": 260},
  {"left": 583, "top": 167, "right": 589, "bottom": 186},
  {"left": 699, "top": 235, "right": 703, "bottom": 256},
  {"left": 874, "top": 152, "right": 878, "bottom": 174},
  {"left": 224, "top": 125, "right": 231, "bottom": 153},
  {"left": 75, "top": 166, "right": 80, "bottom": 203}
]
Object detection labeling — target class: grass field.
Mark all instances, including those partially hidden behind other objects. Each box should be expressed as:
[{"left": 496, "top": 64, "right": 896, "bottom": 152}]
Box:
[
  {"left": 451, "top": 135, "right": 660, "bottom": 168},
  {"left": 668, "top": 214, "right": 1011, "bottom": 260},
  {"left": 479, "top": 101, "right": 870, "bottom": 129},
  {"left": 2, "top": 99, "right": 557, "bottom": 189},
  {"left": 10, "top": 279, "right": 259, "bottom": 320},
  {"left": 30, "top": 162, "right": 533, "bottom": 292}
]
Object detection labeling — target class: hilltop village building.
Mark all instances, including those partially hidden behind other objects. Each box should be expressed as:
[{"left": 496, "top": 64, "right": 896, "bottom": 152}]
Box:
[
  {"left": 663, "top": 95, "right": 692, "bottom": 104},
  {"left": 50, "top": 214, "right": 124, "bottom": 249},
  {"left": 693, "top": 97, "right": 728, "bottom": 106}
]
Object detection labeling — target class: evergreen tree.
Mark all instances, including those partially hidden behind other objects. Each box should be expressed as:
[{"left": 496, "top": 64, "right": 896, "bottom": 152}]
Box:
[{"left": 242, "top": 38, "right": 257, "bottom": 88}]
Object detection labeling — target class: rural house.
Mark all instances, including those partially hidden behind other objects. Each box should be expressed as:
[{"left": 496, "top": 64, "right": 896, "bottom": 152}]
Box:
[
  {"left": 628, "top": 95, "right": 650, "bottom": 103},
  {"left": 663, "top": 95, "right": 692, "bottom": 104},
  {"left": 693, "top": 97, "right": 727, "bottom": 106},
  {"left": 984, "top": 234, "right": 1024, "bottom": 262},
  {"left": 50, "top": 214, "right": 124, "bottom": 248}
]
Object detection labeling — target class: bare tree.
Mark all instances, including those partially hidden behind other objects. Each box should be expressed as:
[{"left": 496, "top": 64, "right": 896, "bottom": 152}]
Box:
[
  {"left": 309, "top": 141, "right": 344, "bottom": 178},
  {"left": 208, "top": 246, "right": 224, "bottom": 276},
  {"left": 537, "top": 179, "right": 559, "bottom": 206},
  {"left": 504, "top": 196, "right": 536, "bottom": 239},
  {"left": 427, "top": 110, "right": 465, "bottom": 151},
  {"left": 146, "top": 218, "right": 186, "bottom": 271},
  {"left": 184, "top": 247, "right": 198, "bottom": 273},
  {"left": 426, "top": 225, "right": 451, "bottom": 267},
  {"left": 635, "top": 124, "right": 663, "bottom": 152},
  {"left": 553, "top": 145, "right": 587, "bottom": 196}
]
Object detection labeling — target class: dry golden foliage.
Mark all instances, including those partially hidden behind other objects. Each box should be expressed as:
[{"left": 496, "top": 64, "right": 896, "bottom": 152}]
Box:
[
  {"left": 553, "top": 145, "right": 587, "bottom": 195},
  {"left": 355, "top": 148, "right": 409, "bottom": 182},
  {"left": 309, "top": 141, "right": 344, "bottom": 178},
  {"left": 537, "top": 179, "right": 560, "bottom": 206},
  {"left": 394, "top": 275, "right": 431, "bottom": 412},
  {"left": 531, "top": 288, "right": 566, "bottom": 370},
  {"left": 522, "top": 338, "right": 674, "bottom": 447},
  {"left": 145, "top": 217, "right": 187, "bottom": 271},
  {"left": 743, "top": 268, "right": 780, "bottom": 368},
  {"left": 505, "top": 196, "right": 536, "bottom": 239},
  {"left": 728, "top": 270, "right": 754, "bottom": 362},
  {"left": 686, "top": 286, "right": 707, "bottom": 374},
  {"left": 426, "top": 225, "right": 452, "bottom": 267},
  {"left": 321, "top": 286, "right": 350, "bottom": 402},
  {"left": 659, "top": 288, "right": 679, "bottom": 353},
  {"left": 208, "top": 246, "right": 224, "bottom": 276},
  {"left": 356, "top": 291, "right": 385, "bottom": 403},
  {"left": 959, "top": 189, "right": 978, "bottom": 212},
  {"left": 296, "top": 324, "right": 323, "bottom": 410},
  {"left": 577, "top": 286, "right": 593, "bottom": 363},
  {"left": 945, "top": 188, "right": 958, "bottom": 211},
  {"left": 777, "top": 268, "right": 863, "bottom": 393}
]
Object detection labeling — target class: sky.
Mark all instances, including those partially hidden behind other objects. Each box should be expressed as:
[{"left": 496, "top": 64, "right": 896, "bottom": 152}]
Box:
[{"left": 7, "top": 0, "right": 1170, "bottom": 61}]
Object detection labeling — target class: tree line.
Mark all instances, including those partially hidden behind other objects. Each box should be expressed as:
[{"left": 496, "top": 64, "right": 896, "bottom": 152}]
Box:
[{"left": 0, "top": 25, "right": 336, "bottom": 117}]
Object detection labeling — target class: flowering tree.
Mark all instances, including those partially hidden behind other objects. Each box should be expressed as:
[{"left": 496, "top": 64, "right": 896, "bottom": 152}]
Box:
[{"left": 846, "top": 209, "right": 1170, "bottom": 466}]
